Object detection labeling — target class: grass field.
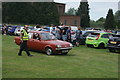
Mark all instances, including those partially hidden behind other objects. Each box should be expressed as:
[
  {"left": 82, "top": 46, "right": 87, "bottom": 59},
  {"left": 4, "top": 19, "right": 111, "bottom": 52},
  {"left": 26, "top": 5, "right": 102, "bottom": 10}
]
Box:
[{"left": 2, "top": 35, "right": 118, "bottom": 78}]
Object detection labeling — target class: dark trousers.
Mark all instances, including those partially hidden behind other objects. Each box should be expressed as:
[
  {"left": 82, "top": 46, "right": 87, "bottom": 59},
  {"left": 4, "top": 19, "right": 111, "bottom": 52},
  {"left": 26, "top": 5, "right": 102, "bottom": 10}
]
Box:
[{"left": 18, "top": 41, "right": 31, "bottom": 56}]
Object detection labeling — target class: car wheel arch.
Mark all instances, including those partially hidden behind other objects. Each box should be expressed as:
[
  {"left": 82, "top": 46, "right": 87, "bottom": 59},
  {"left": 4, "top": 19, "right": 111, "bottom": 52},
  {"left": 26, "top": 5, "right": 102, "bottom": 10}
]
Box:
[
  {"left": 45, "top": 47, "right": 54, "bottom": 55},
  {"left": 44, "top": 46, "right": 53, "bottom": 52},
  {"left": 98, "top": 42, "right": 105, "bottom": 49},
  {"left": 99, "top": 41, "right": 106, "bottom": 46}
]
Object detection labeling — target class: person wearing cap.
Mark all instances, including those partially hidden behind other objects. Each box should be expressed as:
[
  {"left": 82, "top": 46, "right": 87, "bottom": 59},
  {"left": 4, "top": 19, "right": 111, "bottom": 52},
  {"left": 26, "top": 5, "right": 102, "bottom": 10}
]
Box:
[{"left": 18, "top": 25, "right": 33, "bottom": 56}]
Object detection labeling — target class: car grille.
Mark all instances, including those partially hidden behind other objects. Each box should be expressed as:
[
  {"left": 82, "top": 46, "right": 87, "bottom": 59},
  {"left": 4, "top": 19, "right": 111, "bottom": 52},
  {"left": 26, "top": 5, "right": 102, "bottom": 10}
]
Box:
[{"left": 61, "top": 44, "right": 70, "bottom": 47}]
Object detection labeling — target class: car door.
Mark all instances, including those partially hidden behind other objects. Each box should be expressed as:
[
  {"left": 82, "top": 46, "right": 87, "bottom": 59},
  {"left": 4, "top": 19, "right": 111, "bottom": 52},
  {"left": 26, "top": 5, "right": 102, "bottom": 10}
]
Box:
[
  {"left": 28, "top": 33, "right": 41, "bottom": 51},
  {"left": 100, "top": 34, "right": 109, "bottom": 45},
  {"left": 28, "top": 32, "right": 47, "bottom": 51}
]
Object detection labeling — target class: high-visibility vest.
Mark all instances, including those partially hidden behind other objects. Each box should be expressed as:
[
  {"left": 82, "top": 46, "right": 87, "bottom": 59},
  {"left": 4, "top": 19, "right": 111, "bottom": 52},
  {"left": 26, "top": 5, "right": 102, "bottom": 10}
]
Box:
[{"left": 21, "top": 29, "right": 29, "bottom": 41}]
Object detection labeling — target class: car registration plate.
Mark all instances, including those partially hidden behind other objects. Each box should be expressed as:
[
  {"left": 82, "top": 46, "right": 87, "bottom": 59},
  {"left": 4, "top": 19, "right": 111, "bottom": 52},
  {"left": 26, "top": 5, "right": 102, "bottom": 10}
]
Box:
[
  {"left": 110, "top": 41, "right": 117, "bottom": 44},
  {"left": 62, "top": 50, "right": 68, "bottom": 53}
]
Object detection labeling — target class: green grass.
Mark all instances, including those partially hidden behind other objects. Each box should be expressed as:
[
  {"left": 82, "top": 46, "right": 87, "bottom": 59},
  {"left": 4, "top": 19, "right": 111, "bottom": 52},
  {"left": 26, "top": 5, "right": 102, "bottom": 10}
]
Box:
[{"left": 2, "top": 35, "right": 118, "bottom": 78}]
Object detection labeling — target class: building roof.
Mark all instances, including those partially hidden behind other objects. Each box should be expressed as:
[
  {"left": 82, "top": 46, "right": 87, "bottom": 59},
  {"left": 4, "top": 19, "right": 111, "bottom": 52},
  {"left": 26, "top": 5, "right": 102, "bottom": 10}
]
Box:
[{"left": 55, "top": 2, "right": 66, "bottom": 5}]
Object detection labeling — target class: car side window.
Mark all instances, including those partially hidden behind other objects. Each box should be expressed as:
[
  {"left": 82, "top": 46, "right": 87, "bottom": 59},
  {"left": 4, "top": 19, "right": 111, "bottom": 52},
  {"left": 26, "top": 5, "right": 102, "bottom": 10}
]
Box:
[
  {"left": 108, "top": 34, "right": 113, "bottom": 38},
  {"left": 101, "top": 34, "right": 109, "bottom": 38},
  {"left": 33, "top": 33, "right": 40, "bottom": 40}
]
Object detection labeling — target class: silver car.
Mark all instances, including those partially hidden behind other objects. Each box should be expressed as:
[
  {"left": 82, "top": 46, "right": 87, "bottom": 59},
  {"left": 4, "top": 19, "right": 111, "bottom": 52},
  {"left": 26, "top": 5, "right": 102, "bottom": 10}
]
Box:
[{"left": 14, "top": 26, "right": 24, "bottom": 35}]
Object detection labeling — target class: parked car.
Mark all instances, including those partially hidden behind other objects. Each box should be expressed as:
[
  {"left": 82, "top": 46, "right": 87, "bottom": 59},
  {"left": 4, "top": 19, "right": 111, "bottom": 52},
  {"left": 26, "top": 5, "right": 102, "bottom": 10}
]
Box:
[
  {"left": 42, "top": 27, "right": 51, "bottom": 32},
  {"left": 85, "top": 28, "right": 101, "bottom": 31},
  {"left": 14, "top": 31, "right": 73, "bottom": 55},
  {"left": 79, "top": 31, "right": 96, "bottom": 45},
  {"left": 34, "top": 28, "right": 43, "bottom": 31},
  {"left": 116, "top": 31, "right": 120, "bottom": 35},
  {"left": 14, "top": 26, "right": 35, "bottom": 35},
  {"left": 0, "top": 25, "right": 2, "bottom": 33},
  {"left": 107, "top": 34, "right": 120, "bottom": 53},
  {"left": 28, "top": 26, "right": 35, "bottom": 31},
  {"left": 7, "top": 25, "right": 17, "bottom": 35},
  {"left": 86, "top": 32, "right": 113, "bottom": 48},
  {"left": 14, "top": 26, "right": 24, "bottom": 35}
]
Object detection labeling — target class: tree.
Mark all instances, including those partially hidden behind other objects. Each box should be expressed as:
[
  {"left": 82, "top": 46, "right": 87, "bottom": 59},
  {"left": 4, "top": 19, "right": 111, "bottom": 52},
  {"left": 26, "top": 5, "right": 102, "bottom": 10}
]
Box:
[
  {"left": 104, "top": 9, "right": 115, "bottom": 30},
  {"left": 114, "top": 10, "right": 120, "bottom": 30},
  {"left": 65, "top": 8, "right": 77, "bottom": 15},
  {"left": 2, "top": 2, "right": 60, "bottom": 25},
  {"left": 76, "top": 0, "right": 90, "bottom": 28},
  {"left": 96, "top": 17, "right": 105, "bottom": 23}
]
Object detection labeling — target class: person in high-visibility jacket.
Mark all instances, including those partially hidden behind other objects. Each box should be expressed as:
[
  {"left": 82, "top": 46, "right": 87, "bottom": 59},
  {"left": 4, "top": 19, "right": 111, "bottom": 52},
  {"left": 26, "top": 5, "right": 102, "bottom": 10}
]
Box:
[{"left": 18, "top": 25, "right": 33, "bottom": 56}]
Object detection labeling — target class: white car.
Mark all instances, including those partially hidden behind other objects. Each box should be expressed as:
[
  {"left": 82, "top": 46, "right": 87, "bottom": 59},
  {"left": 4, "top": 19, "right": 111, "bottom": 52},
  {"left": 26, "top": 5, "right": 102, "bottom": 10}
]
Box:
[
  {"left": 14, "top": 26, "right": 24, "bottom": 35},
  {"left": 34, "top": 28, "right": 43, "bottom": 31}
]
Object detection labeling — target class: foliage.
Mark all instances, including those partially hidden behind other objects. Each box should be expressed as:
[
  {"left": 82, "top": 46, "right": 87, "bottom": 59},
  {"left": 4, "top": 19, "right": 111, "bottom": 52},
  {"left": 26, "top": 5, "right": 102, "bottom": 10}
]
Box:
[
  {"left": 65, "top": 8, "right": 77, "bottom": 15},
  {"left": 90, "top": 17, "right": 105, "bottom": 29},
  {"left": 76, "top": 0, "right": 90, "bottom": 28},
  {"left": 104, "top": 9, "right": 115, "bottom": 30},
  {"left": 2, "top": 2, "right": 59, "bottom": 25},
  {"left": 96, "top": 17, "right": 105, "bottom": 23},
  {"left": 114, "top": 10, "right": 120, "bottom": 30},
  {"left": 90, "top": 20, "right": 104, "bottom": 29}
]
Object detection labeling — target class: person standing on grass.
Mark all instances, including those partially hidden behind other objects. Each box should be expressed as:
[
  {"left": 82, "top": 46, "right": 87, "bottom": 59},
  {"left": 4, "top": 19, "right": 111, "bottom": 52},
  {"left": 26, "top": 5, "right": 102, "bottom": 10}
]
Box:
[
  {"left": 18, "top": 25, "right": 33, "bottom": 57},
  {"left": 2, "top": 24, "right": 7, "bottom": 35},
  {"left": 61, "top": 25, "right": 67, "bottom": 41},
  {"left": 75, "top": 27, "right": 82, "bottom": 46},
  {"left": 54, "top": 25, "right": 61, "bottom": 40},
  {"left": 66, "top": 27, "right": 71, "bottom": 43}
]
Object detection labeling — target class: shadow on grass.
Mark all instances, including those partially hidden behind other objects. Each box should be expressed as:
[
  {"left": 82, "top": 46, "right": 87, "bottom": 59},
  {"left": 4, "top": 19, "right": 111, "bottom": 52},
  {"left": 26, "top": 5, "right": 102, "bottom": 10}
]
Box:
[{"left": 29, "top": 50, "right": 76, "bottom": 56}]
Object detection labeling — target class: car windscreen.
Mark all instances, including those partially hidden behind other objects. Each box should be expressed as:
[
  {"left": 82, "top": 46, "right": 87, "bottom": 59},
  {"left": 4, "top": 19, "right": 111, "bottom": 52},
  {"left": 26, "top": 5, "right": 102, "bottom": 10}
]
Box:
[
  {"left": 40, "top": 33, "right": 57, "bottom": 40},
  {"left": 88, "top": 33, "right": 100, "bottom": 38}
]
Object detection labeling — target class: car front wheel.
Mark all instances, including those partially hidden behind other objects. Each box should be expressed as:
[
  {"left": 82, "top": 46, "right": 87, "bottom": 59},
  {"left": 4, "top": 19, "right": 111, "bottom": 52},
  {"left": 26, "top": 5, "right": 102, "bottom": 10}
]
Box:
[
  {"left": 109, "top": 48, "right": 116, "bottom": 53},
  {"left": 45, "top": 48, "right": 53, "bottom": 55}
]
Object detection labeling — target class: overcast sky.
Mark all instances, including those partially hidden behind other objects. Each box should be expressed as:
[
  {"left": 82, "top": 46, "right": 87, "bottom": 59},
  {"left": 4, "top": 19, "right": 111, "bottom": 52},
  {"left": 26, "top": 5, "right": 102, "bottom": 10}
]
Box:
[{"left": 54, "top": 0, "right": 119, "bottom": 21}]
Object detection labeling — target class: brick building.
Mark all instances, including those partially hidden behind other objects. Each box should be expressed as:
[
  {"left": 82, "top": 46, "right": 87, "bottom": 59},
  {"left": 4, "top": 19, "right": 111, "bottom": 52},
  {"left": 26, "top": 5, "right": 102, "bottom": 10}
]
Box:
[
  {"left": 60, "top": 15, "right": 80, "bottom": 26},
  {"left": 55, "top": 2, "right": 80, "bottom": 26}
]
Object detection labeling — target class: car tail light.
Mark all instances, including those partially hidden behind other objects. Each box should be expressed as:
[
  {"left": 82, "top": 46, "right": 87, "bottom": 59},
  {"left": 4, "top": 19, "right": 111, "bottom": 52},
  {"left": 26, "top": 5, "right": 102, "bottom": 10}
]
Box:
[{"left": 96, "top": 34, "right": 100, "bottom": 40}]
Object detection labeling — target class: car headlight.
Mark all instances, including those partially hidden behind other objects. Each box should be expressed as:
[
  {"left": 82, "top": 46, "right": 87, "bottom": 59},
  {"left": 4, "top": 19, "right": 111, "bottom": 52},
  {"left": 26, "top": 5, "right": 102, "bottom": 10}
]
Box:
[
  {"left": 70, "top": 44, "right": 73, "bottom": 47},
  {"left": 56, "top": 45, "right": 61, "bottom": 48}
]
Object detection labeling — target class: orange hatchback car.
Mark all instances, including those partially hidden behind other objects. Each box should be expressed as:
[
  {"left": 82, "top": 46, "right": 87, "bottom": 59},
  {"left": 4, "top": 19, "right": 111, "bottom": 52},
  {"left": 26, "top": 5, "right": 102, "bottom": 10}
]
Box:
[{"left": 14, "top": 31, "right": 73, "bottom": 55}]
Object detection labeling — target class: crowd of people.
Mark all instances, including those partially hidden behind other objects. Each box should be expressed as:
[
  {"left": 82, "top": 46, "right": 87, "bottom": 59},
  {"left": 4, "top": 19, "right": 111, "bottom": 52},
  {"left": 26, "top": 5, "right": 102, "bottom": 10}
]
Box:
[
  {"left": 2, "top": 24, "right": 8, "bottom": 35},
  {"left": 46, "top": 25, "right": 82, "bottom": 47},
  {"left": 2, "top": 24, "right": 82, "bottom": 46}
]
